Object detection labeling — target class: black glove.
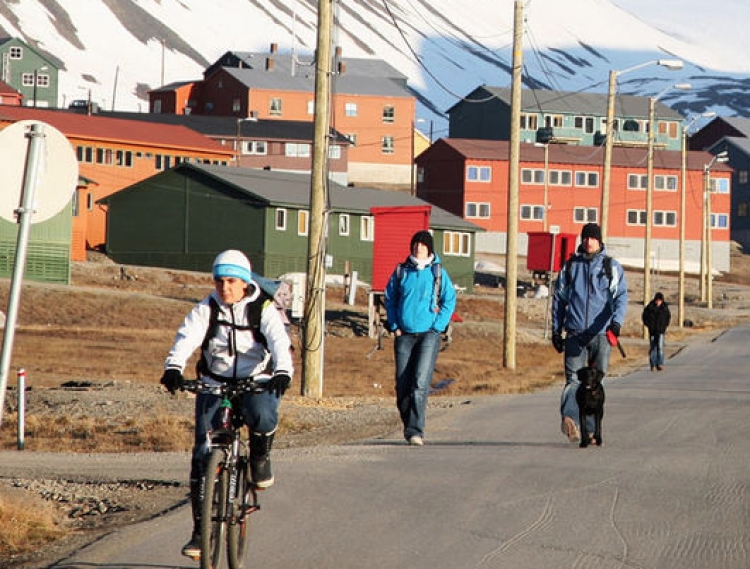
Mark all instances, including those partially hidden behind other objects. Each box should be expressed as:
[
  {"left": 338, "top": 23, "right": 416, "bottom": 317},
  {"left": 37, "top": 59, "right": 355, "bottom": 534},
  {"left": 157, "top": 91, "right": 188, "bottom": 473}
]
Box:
[
  {"left": 269, "top": 373, "right": 291, "bottom": 397},
  {"left": 160, "top": 368, "right": 184, "bottom": 395},
  {"left": 551, "top": 332, "right": 564, "bottom": 354},
  {"left": 607, "top": 322, "right": 621, "bottom": 338}
]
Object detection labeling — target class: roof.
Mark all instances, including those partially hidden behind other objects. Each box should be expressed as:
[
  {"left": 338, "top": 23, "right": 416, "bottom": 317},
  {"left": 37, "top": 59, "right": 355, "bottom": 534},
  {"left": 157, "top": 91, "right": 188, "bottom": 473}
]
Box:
[
  {"left": 426, "top": 138, "right": 731, "bottom": 172},
  {"left": 718, "top": 117, "right": 750, "bottom": 138},
  {"left": 106, "top": 163, "right": 481, "bottom": 232},
  {"left": 449, "top": 86, "right": 684, "bottom": 120},
  {"left": 0, "top": 105, "right": 234, "bottom": 154},
  {"left": 99, "top": 111, "right": 351, "bottom": 143}
]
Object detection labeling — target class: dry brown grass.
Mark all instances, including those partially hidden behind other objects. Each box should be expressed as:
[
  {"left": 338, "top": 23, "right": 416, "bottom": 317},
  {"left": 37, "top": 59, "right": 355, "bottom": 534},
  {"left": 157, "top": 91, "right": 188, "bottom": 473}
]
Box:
[{"left": 0, "top": 487, "right": 64, "bottom": 558}]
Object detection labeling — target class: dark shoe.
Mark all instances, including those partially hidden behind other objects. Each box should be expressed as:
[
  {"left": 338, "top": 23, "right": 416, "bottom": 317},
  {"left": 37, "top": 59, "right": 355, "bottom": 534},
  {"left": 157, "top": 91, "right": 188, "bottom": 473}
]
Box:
[
  {"left": 250, "top": 432, "right": 276, "bottom": 488},
  {"left": 181, "top": 531, "right": 201, "bottom": 559},
  {"left": 656, "top": 365, "right": 663, "bottom": 371}
]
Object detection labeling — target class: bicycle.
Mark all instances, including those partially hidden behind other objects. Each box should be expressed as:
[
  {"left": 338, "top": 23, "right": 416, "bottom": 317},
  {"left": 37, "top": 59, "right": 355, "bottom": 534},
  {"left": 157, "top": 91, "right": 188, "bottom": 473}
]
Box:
[{"left": 181, "top": 377, "right": 270, "bottom": 569}]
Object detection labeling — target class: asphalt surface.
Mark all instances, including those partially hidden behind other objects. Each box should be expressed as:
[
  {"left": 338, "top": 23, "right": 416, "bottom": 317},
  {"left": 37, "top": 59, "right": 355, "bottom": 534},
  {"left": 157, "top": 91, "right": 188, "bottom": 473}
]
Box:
[{"left": 17, "top": 324, "right": 750, "bottom": 569}]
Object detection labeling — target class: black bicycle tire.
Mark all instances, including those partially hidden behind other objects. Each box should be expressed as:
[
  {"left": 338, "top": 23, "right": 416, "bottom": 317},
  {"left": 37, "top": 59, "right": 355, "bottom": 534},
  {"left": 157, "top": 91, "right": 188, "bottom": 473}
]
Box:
[
  {"left": 227, "top": 459, "right": 251, "bottom": 569},
  {"left": 201, "top": 449, "right": 228, "bottom": 569}
]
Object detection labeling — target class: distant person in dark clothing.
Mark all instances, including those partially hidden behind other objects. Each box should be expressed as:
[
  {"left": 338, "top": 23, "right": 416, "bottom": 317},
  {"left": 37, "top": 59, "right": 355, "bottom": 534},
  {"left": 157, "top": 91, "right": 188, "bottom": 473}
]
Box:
[{"left": 642, "top": 292, "right": 671, "bottom": 371}]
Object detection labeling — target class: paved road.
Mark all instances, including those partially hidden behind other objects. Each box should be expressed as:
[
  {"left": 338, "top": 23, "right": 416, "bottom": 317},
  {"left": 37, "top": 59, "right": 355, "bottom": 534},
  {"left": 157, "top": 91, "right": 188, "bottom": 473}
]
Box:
[{"left": 49, "top": 325, "right": 750, "bottom": 569}]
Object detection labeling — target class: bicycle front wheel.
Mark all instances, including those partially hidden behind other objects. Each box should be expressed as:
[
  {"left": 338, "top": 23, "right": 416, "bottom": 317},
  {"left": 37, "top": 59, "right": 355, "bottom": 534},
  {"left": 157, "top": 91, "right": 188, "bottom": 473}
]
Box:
[
  {"left": 201, "top": 449, "right": 228, "bottom": 569},
  {"left": 227, "top": 458, "right": 253, "bottom": 569}
]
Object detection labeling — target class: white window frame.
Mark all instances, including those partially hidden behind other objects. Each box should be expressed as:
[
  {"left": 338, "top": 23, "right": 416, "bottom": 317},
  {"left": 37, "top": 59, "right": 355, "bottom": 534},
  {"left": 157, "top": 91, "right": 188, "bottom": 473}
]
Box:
[
  {"left": 297, "top": 210, "right": 309, "bottom": 236},
  {"left": 575, "top": 171, "right": 599, "bottom": 188},
  {"left": 9, "top": 46, "right": 22, "bottom": 59},
  {"left": 269, "top": 97, "right": 282, "bottom": 116},
  {"left": 549, "top": 170, "right": 572, "bottom": 186},
  {"left": 345, "top": 102, "right": 358, "bottom": 117},
  {"left": 275, "top": 208, "right": 287, "bottom": 231},
  {"left": 626, "top": 209, "right": 647, "bottom": 225},
  {"left": 573, "top": 207, "right": 598, "bottom": 224},
  {"left": 711, "top": 213, "right": 729, "bottom": 228},
  {"left": 243, "top": 140, "right": 267, "bottom": 155},
  {"left": 382, "top": 105, "right": 395, "bottom": 123},
  {"left": 520, "top": 113, "right": 538, "bottom": 130},
  {"left": 307, "top": 100, "right": 314, "bottom": 115},
  {"left": 360, "top": 215, "right": 374, "bottom": 242},
  {"left": 338, "top": 213, "right": 350, "bottom": 236},
  {"left": 443, "top": 231, "right": 471, "bottom": 257},
  {"left": 381, "top": 136, "right": 394, "bottom": 154},
  {"left": 466, "top": 165, "right": 491, "bottom": 182},
  {"left": 465, "top": 202, "right": 491, "bottom": 218},
  {"left": 521, "top": 168, "right": 545, "bottom": 185},
  {"left": 520, "top": 205, "right": 545, "bottom": 221},
  {"left": 285, "top": 142, "right": 311, "bottom": 158},
  {"left": 654, "top": 175, "right": 678, "bottom": 191},
  {"left": 627, "top": 174, "right": 648, "bottom": 190},
  {"left": 328, "top": 145, "right": 341, "bottom": 160},
  {"left": 710, "top": 178, "right": 730, "bottom": 194}
]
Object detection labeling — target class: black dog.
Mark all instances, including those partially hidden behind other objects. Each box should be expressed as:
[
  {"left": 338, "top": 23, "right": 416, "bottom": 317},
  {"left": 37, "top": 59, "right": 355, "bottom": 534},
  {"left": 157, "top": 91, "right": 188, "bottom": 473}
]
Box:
[{"left": 575, "top": 367, "right": 605, "bottom": 448}]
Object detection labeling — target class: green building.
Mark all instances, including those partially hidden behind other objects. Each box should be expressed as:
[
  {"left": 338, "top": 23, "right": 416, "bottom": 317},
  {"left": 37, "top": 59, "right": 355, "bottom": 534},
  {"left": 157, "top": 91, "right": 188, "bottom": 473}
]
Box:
[{"left": 0, "top": 37, "right": 60, "bottom": 108}]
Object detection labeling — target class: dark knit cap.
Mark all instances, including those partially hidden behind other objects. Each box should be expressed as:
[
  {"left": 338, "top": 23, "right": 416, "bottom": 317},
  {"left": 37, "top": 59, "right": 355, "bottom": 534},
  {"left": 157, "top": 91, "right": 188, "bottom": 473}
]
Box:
[
  {"left": 654, "top": 292, "right": 664, "bottom": 301},
  {"left": 410, "top": 230, "right": 434, "bottom": 255},
  {"left": 581, "top": 223, "right": 602, "bottom": 242}
]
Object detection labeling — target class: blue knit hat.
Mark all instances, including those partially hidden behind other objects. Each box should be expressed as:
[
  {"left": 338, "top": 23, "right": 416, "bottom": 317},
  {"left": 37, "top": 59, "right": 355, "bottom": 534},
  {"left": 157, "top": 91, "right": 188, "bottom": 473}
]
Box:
[{"left": 212, "top": 250, "right": 253, "bottom": 284}]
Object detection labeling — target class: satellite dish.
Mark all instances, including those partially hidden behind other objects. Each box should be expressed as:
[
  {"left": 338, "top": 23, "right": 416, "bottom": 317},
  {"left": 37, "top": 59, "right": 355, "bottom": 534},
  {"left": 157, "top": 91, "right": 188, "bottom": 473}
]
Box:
[{"left": 0, "top": 120, "right": 79, "bottom": 223}]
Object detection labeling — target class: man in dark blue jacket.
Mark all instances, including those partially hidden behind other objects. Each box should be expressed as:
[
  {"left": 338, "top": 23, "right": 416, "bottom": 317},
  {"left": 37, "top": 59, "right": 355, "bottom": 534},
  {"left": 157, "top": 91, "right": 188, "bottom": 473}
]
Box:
[{"left": 551, "top": 223, "right": 628, "bottom": 443}]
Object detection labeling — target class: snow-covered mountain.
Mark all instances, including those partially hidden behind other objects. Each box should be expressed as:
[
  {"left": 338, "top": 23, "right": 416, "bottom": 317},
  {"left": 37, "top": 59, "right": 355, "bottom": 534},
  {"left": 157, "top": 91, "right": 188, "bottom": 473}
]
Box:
[{"left": 2, "top": 0, "right": 749, "bottom": 138}]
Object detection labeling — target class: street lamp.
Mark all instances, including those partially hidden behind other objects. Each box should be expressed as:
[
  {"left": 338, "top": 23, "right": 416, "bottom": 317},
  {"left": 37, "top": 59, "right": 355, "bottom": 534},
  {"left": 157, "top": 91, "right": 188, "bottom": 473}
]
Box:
[
  {"left": 679, "top": 111, "right": 715, "bottom": 327},
  {"left": 235, "top": 116, "right": 258, "bottom": 167},
  {"left": 534, "top": 142, "right": 550, "bottom": 232},
  {"left": 32, "top": 65, "right": 49, "bottom": 108},
  {"left": 643, "top": 82, "right": 691, "bottom": 314},
  {"left": 600, "top": 59, "right": 684, "bottom": 241},
  {"left": 702, "top": 150, "right": 729, "bottom": 308}
]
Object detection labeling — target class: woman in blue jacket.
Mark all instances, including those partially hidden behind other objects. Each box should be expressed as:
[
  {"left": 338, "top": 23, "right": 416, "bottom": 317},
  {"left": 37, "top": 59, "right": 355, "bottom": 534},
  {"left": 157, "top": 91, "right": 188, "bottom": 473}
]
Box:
[{"left": 385, "top": 231, "right": 456, "bottom": 446}]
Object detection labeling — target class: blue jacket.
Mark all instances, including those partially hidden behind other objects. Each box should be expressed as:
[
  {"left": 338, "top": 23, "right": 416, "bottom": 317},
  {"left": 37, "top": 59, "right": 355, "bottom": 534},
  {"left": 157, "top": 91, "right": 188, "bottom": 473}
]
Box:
[
  {"left": 384, "top": 255, "right": 456, "bottom": 334},
  {"left": 551, "top": 245, "right": 628, "bottom": 338}
]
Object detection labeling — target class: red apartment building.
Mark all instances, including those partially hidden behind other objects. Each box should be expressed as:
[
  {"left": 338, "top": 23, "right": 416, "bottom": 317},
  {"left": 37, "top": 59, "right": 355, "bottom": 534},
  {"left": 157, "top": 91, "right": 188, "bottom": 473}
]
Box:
[
  {"left": 149, "top": 47, "right": 415, "bottom": 187},
  {"left": 0, "top": 106, "right": 234, "bottom": 259},
  {"left": 416, "top": 139, "right": 733, "bottom": 272}
]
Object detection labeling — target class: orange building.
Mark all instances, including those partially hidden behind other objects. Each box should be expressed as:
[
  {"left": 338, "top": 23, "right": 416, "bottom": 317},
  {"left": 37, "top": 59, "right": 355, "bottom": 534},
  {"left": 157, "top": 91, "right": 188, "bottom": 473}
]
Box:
[
  {"left": 150, "top": 47, "right": 415, "bottom": 187},
  {"left": 0, "top": 106, "right": 234, "bottom": 259},
  {"left": 416, "top": 139, "right": 733, "bottom": 273}
]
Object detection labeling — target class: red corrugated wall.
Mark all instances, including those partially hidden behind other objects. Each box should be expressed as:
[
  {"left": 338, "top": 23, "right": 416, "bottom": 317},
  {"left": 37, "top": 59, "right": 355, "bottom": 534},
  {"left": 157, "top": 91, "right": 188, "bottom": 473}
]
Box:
[{"left": 370, "top": 205, "right": 431, "bottom": 292}]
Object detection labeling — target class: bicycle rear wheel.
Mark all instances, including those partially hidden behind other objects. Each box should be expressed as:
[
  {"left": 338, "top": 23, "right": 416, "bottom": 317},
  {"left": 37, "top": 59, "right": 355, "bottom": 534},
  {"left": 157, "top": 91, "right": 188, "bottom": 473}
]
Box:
[
  {"left": 227, "top": 458, "right": 253, "bottom": 569},
  {"left": 201, "top": 449, "right": 228, "bottom": 569}
]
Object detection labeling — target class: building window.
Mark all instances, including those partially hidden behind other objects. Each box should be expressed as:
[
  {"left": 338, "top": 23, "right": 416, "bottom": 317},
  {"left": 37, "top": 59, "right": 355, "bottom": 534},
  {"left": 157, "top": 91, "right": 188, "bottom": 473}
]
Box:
[
  {"left": 521, "top": 168, "right": 545, "bottom": 185},
  {"left": 467, "top": 166, "right": 491, "bottom": 182},
  {"left": 307, "top": 100, "right": 314, "bottom": 115},
  {"left": 328, "top": 145, "right": 341, "bottom": 160},
  {"left": 381, "top": 136, "right": 395, "bottom": 154},
  {"left": 654, "top": 175, "right": 678, "bottom": 191},
  {"left": 269, "top": 98, "right": 282, "bottom": 116},
  {"left": 35, "top": 74, "right": 49, "bottom": 88},
  {"left": 575, "top": 171, "right": 599, "bottom": 188},
  {"left": 520, "top": 113, "right": 538, "bottom": 130},
  {"left": 243, "top": 141, "right": 267, "bottom": 155},
  {"left": 466, "top": 202, "right": 490, "bottom": 218},
  {"left": 382, "top": 105, "right": 395, "bottom": 123},
  {"left": 549, "top": 170, "right": 572, "bottom": 186},
  {"left": 115, "top": 150, "right": 133, "bottom": 167},
  {"left": 297, "top": 210, "right": 309, "bottom": 236},
  {"left": 153, "top": 99, "right": 162, "bottom": 113},
  {"left": 360, "top": 215, "right": 374, "bottom": 241},
  {"left": 96, "top": 148, "right": 114, "bottom": 165},
  {"left": 710, "top": 178, "right": 730, "bottom": 194},
  {"left": 275, "top": 208, "right": 287, "bottom": 231},
  {"left": 654, "top": 211, "right": 677, "bottom": 226},
  {"left": 658, "top": 121, "right": 679, "bottom": 138},
  {"left": 711, "top": 213, "right": 729, "bottom": 228},
  {"left": 339, "top": 214, "right": 350, "bottom": 236},
  {"left": 575, "top": 116, "right": 597, "bottom": 134},
  {"left": 544, "top": 114, "right": 563, "bottom": 128},
  {"left": 626, "top": 209, "right": 647, "bottom": 225},
  {"left": 345, "top": 102, "right": 358, "bottom": 117},
  {"left": 9, "top": 46, "right": 22, "bottom": 59},
  {"left": 739, "top": 202, "right": 748, "bottom": 217},
  {"left": 628, "top": 174, "right": 648, "bottom": 190},
  {"left": 443, "top": 231, "right": 471, "bottom": 256},
  {"left": 520, "top": 205, "right": 545, "bottom": 220},
  {"left": 21, "top": 73, "right": 34, "bottom": 87},
  {"left": 87, "top": 193, "right": 94, "bottom": 211},
  {"left": 574, "top": 207, "right": 598, "bottom": 223},
  {"left": 285, "top": 143, "right": 311, "bottom": 158}
]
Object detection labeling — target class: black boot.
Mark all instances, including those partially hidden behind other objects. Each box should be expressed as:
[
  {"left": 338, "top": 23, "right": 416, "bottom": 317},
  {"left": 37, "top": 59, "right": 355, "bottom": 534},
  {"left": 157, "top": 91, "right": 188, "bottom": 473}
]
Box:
[
  {"left": 250, "top": 431, "right": 275, "bottom": 488},
  {"left": 181, "top": 479, "right": 202, "bottom": 559}
]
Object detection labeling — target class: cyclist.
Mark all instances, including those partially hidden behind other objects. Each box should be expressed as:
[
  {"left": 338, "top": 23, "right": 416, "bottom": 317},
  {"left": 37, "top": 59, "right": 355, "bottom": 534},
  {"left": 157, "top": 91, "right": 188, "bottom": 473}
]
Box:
[{"left": 159, "top": 249, "right": 293, "bottom": 559}]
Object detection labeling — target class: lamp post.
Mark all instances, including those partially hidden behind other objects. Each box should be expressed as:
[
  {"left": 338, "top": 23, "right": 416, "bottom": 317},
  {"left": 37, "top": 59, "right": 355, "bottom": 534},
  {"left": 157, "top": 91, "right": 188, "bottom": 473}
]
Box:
[
  {"left": 679, "top": 112, "right": 715, "bottom": 327},
  {"left": 32, "top": 65, "right": 48, "bottom": 108},
  {"left": 600, "top": 59, "right": 684, "bottom": 242},
  {"left": 534, "top": 141, "right": 550, "bottom": 232},
  {"left": 235, "top": 116, "right": 258, "bottom": 167},
  {"left": 702, "top": 150, "right": 729, "bottom": 308},
  {"left": 643, "top": 83, "right": 691, "bottom": 315}
]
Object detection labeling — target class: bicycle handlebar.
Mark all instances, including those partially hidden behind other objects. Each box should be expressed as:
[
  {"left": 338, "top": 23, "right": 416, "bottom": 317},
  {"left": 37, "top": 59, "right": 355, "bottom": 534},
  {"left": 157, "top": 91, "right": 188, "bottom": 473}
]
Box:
[{"left": 180, "top": 377, "right": 271, "bottom": 396}]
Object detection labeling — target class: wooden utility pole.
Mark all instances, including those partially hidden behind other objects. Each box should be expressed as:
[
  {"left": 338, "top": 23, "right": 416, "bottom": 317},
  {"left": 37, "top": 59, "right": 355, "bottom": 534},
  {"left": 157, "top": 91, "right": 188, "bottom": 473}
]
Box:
[
  {"left": 503, "top": 0, "right": 523, "bottom": 370},
  {"left": 301, "top": 0, "right": 333, "bottom": 398}
]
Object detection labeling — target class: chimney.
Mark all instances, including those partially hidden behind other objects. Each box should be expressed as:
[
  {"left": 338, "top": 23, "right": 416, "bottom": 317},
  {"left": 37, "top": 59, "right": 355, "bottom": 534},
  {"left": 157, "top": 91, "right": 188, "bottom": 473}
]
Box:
[
  {"left": 270, "top": 43, "right": 278, "bottom": 54},
  {"left": 335, "top": 46, "right": 342, "bottom": 58},
  {"left": 266, "top": 57, "right": 274, "bottom": 71}
]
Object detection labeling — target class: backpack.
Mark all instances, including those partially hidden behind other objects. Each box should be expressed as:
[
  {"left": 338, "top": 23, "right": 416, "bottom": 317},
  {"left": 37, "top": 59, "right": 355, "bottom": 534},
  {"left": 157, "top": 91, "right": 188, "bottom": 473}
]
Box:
[
  {"left": 395, "top": 261, "right": 442, "bottom": 312},
  {"left": 563, "top": 254, "right": 615, "bottom": 293}
]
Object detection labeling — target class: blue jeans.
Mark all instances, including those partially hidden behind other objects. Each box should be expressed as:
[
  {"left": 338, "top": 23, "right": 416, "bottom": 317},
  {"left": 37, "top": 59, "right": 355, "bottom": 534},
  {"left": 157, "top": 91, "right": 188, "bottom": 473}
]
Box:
[
  {"left": 190, "top": 389, "right": 279, "bottom": 481},
  {"left": 561, "top": 333, "right": 611, "bottom": 431},
  {"left": 394, "top": 331, "right": 441, "bottom": 439},
  {"left": 649, "top": 333, "right": 665, "bottom": 368}
]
